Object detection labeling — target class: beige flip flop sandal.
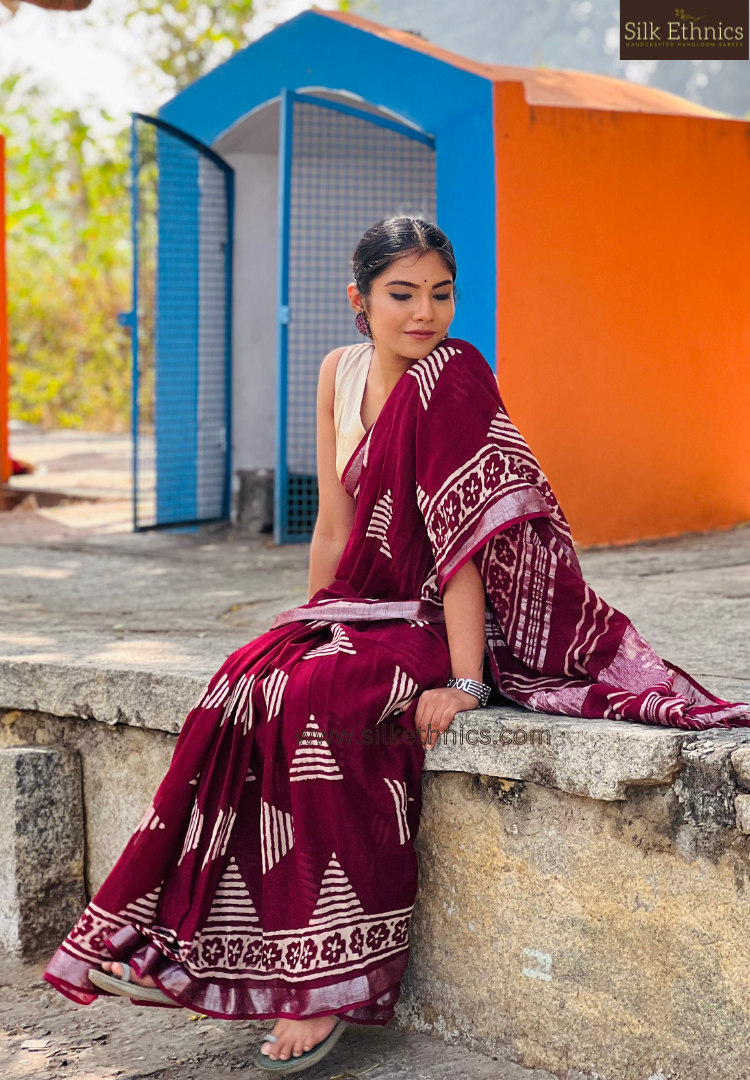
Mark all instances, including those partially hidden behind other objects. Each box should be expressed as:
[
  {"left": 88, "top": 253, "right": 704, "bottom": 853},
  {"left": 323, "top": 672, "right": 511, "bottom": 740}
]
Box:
[
  {"left": 255, "top": 1017, "right": 348, "bottom": 1074},
  {"left": 88, "top": 963, "right": 180, "bottom": 1006}
]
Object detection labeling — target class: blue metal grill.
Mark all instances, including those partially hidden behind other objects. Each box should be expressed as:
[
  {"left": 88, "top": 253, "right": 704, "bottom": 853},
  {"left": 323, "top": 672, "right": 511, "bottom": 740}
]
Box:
[
  {"left": 128, "top": 114, "right": 233, "bottom": 531},
  {"left": 275, "top": 92, "right": 437, "bottom": 544}
]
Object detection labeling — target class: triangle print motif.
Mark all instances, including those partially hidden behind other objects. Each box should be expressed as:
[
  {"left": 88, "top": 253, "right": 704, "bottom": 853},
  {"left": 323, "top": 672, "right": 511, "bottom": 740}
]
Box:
[
  {"left": 377, "top": 665, "right": 419, "bottom": 725},
  {"left": 290, "top": 717, "right": 343, "bottom": 782},
  {"left": 302, "top": 623, "right": 357, "bottom": 660},
  {"left": 365, "top": 490, "right": 393, "bottom": 558},
  {"left": 309, "top": 852, "right": 364, "bottom": 929},
  {"left": 261, "top": 801, "right": 295, "bottom": 874},
  {"left": 203, "top": 857, "right": 259, "bottom": 932},
  {"left": 119, "top": 884, "right": 162, "bottom": 927}
]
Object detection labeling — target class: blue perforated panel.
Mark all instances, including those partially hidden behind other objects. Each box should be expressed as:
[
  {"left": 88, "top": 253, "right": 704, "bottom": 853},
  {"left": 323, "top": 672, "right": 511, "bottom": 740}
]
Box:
[
  {"left": 275, "top": 92, "right": 437, "bottom": 543},
  {"left": 131, "top": 114, "right": 233, "bottom": 531}
]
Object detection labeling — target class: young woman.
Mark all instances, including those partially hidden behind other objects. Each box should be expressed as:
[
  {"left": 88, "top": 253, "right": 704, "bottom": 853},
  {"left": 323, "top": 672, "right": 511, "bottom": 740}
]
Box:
[{"left": 44, "top": 217, "right": 749, "bottom": 1075}]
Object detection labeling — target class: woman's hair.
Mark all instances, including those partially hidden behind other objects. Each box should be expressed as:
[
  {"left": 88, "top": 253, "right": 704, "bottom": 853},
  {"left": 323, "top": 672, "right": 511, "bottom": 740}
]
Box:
[{"left": 352, "top": 217, "right": 457, "bottom": 299}]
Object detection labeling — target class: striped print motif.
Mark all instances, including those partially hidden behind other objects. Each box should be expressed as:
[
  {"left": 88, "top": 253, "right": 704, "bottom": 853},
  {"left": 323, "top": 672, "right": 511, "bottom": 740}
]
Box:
[
  {"left": 196, "top": 673, "right": 231, "bottom": 711},
  {"left": 308, "top": 853, "right": 364, "bottom": 929},
  {"left": 177, "top": 801, "right": 204, "bottom": 866},
  {"left": 262, "top": 669, "right": 288, "bottom": 721},
  {"left": 202, "top": 858, "right": 259, "bottom": 931},
  {"left": 121, "top": 885, "right": 161, "bottom": 927},
  {"left": 261, "top": 801, "right": 295, "bottom": 874},
  {"left": 384, "top": 778, "right": 410, "bottom": 844},
  {"left": 135, "top": 803, "right": 165, "bottom": 832},
  {"left": 377, "top": 665, "right": 419, "bottom": 725},
  {"left": 406, "top": 345, "right": 461, "bottom": 410},
  {"left": 365, "top": 490, "right": 393, "bottom": 558},
  {"left": 302, "top": 623, "right": 357, "bottom": 660},
  {"left": 222, "top": 673, "right": 256, "bottom": 733},
  {"left": 200, "top": 807, "right": 237, "bottom": 871},
  {"left": 289, "top": 718, "right": 343, "bottom": 782}
]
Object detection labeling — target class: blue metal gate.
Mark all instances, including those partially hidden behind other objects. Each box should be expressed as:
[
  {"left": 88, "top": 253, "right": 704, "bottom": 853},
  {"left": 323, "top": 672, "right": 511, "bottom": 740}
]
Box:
[
  {"left": 123, "top": 114, "right": 234, "bottom": 531},
  {"left": 275, "top": 92, "right": 437, "bottom": 544}
]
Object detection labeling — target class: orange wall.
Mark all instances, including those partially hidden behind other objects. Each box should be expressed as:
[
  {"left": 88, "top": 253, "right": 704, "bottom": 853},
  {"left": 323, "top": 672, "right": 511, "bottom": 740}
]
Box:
[
  {"left": 0, "top": 136, "right": 7, "bottom": 486},
  {"left": 494, "top": 81, "right": 750, "bottom": 546}
]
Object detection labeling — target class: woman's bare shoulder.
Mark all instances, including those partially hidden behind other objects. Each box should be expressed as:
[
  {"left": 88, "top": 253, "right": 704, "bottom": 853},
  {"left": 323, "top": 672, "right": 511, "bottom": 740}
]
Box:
[{"left": 317, "top": 344, "right": 362, "bottom": 404}]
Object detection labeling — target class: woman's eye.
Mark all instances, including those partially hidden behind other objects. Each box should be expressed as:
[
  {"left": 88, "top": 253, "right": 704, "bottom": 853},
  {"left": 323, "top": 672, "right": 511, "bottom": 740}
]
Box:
[
  {"left": 389, "top": 292, "right": 411, "bottom": 301},
  {"left": 433, "top": 292, "right": 451, "bottom": 301}
]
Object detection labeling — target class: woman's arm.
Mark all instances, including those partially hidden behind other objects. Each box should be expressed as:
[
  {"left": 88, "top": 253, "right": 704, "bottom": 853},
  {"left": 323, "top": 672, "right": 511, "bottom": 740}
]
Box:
[
  {"left": 307, "top": 348, "right": 358, "bottom": 600},
  {"left": 414, "top": 556, "right": 486, "bottom": 749}
]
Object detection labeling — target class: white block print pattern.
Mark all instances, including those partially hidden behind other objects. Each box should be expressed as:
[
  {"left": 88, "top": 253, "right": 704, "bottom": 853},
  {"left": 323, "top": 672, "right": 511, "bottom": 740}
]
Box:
[
  {"left": 200, "top": 807, "right": 237, "bottom": 871},
  {"left": 202, "top": 858, "right": 259, "bottom": 932},
  {"left": 289, "top": 717, "right": 343, "bottom": 782},
  {"left": 261, "top": 669, "right": 288, "bottom": 721},
  {"left": 366, "top": 490, "right": 393, "bottom": 558},
  {"left": 406, "top": 345, "right": 462, "bottom": 410},
  {"left": 302, "top": 623, "right": 357, "bottom": 660},
  {"left": 135, "top": 803, "right": 165, "bottom": 832},
  {"left": 222, "top": 673, "right": 256, "bottom": 733},
  {"left": 196, "top": 673, "right": 231, "bottom": 710},
  {"left": 377, "top": 665, "right": 419, "bottom": 725},
  {"left": 178, "top": 801, "right": 204, "bottom": 866},
  {"left": 309, "top": 852, "right": 364, "bottom": 929},
  {"left": 261, "top": 801, "right": 295, "bottom": 874},
  {"left": 120, "top": 885, "right": 162, "bottom": 927},
  {"left": 384, "top": 779, "right": 410, "bottom": 844}
]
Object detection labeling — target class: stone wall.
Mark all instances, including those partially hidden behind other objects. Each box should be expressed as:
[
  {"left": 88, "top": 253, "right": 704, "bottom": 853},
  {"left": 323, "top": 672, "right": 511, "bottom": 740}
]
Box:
[{"left": 4, "top": 692, "right": 750, "bottom": 1079}]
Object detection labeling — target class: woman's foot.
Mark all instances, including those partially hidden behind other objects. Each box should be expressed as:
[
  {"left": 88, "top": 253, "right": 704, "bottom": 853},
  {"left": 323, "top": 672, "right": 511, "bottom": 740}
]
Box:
[
  {"left": 259, "top": 1016, "right": 338, "bottom": 1061},
  {"left": 101, "top": 961, "right": 157, "bottom": 989}
]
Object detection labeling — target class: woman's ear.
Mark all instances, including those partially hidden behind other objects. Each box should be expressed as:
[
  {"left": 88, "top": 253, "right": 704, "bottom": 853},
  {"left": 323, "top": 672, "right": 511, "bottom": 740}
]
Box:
[{"left": 347, "top": 282, "right": 365, "bottom": 313}]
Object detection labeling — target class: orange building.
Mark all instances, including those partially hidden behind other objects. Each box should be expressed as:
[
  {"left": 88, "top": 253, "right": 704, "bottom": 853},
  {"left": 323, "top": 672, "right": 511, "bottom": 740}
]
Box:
[{"left": 149, "top": 10, "right": 749, "bottom": 544}]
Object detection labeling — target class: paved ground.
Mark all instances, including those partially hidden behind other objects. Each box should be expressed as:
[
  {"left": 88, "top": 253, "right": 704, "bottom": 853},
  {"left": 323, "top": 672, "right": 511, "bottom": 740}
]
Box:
[
  {"left": 0, "top": 955, "right": 557, "bottom": 1080},
  {"left": 1, "top": 488, "right": 749, "bottom": 703}
]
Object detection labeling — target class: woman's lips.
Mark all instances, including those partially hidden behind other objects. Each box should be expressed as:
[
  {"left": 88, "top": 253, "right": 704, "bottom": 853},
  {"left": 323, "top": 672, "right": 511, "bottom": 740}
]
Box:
[{"left": 405, "top": 330, "right": 435, "bottom": 340}]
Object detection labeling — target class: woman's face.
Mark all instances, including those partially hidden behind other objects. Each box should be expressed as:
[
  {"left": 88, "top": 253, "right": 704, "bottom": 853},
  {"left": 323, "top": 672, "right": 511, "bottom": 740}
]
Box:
[{"left": 348, "top": 249, "right": 455, "bottom": 360}]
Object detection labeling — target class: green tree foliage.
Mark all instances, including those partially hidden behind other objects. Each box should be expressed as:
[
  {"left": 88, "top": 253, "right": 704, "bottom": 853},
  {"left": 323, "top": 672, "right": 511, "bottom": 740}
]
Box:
[
  {"left": 2, "top": 74, "right": 132, "bottom": 429},
  {"left": 117, "top": 0, "right": 258, "bottom": 92},
  {"left": 3, "top": 0, "right": 263, "bottom": 430}
]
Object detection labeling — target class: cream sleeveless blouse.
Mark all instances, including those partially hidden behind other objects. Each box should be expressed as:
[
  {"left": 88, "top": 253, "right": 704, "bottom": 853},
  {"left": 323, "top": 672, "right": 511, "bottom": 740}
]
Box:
[{"left": 334, "top": 343, "right": 374, "bottom": 480}]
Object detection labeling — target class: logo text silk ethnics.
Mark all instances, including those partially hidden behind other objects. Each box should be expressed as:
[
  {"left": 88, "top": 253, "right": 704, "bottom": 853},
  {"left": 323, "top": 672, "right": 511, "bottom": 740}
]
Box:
[
  {"left": 620, "top": 3, "right": 748, "bottom": 59},
  {"left": 624, "top": 21, "right": 744, "bottom": 42}
]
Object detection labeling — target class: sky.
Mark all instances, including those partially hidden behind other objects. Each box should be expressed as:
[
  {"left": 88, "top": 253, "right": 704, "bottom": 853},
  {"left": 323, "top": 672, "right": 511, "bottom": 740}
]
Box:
[{"left": 0, "top": 0, "right": 338, "bottom": 115}]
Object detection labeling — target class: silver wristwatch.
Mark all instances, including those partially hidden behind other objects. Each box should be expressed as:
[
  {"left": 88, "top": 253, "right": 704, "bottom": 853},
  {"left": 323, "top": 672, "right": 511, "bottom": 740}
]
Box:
[{"left": 446, "top": 677, "right": 491, "bottom": 707}]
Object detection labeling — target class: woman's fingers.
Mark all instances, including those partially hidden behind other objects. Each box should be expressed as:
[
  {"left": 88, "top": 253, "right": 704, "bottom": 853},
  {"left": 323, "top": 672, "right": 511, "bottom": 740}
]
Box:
[{"left": 415, "top": 689, "right": 467, "bottom": 749}]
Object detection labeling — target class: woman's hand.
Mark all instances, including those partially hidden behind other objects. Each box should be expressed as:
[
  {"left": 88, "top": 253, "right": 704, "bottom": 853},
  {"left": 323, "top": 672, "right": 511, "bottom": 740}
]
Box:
[{"left": 414, "top": 686, "right": 479, "bottom": 750}]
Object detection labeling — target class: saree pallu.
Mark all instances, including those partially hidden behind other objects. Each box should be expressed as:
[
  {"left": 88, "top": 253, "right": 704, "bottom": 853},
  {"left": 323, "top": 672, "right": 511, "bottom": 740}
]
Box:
[{"left": 46, "top": 335, "right": 749, "bottom": 1021}]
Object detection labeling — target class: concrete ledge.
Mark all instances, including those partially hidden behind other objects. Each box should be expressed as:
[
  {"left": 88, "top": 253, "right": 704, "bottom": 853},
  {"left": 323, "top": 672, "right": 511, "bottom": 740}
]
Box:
[
  {"left": 0, "top": 659, "right": 203, "bottom": 736},
  {"left": 426, "top": 707, "right": 688, "bottom": 800},
  {"left": 2, "top": 657, "right": 742, "bottom": 802},
  {"left": 0, "top": 659, "right": 686, "bottom": 803}
]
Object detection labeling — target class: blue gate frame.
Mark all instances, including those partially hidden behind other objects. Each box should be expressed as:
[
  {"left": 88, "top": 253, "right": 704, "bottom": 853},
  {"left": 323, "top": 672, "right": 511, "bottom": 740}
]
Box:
[
  {"left": 122, "top": 113, "right": 234, "bottom": 532},
  {"left": 274, "top": 90, "right": 436, "bottom": 545}
]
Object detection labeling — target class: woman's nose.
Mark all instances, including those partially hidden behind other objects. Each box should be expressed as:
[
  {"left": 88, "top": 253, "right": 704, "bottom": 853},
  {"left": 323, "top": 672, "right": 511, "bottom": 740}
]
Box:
[{"left": 414, "top": 296, "right": 434, "bottom": 322}]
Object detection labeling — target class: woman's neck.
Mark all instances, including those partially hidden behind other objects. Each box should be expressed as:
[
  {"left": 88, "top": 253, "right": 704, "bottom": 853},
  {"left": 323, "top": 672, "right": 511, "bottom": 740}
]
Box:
[{"left": 370, "top": 342, "right": 417, "bottom": 396}]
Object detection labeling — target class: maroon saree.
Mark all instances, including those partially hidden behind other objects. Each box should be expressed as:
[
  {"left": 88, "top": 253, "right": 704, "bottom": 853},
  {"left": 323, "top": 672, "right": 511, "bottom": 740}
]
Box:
[{"left": 45, "top": 337, "right": 749, "bottom": 1023}]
